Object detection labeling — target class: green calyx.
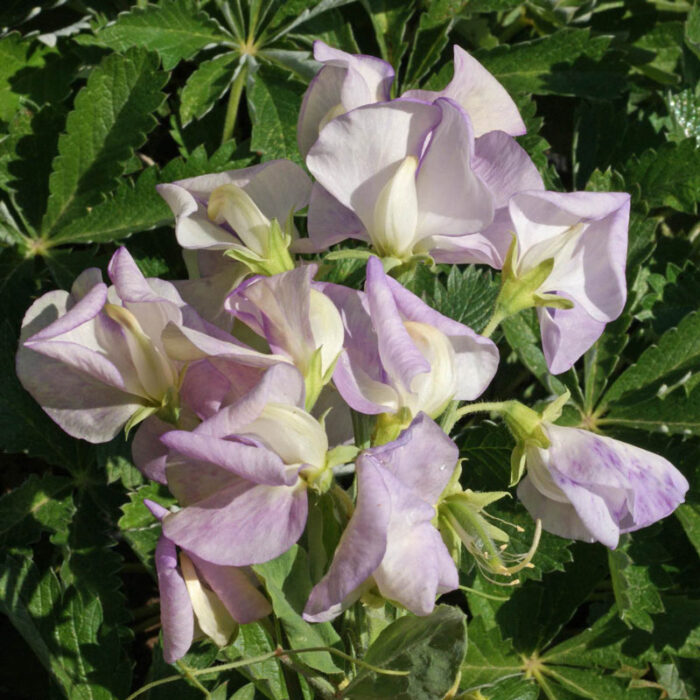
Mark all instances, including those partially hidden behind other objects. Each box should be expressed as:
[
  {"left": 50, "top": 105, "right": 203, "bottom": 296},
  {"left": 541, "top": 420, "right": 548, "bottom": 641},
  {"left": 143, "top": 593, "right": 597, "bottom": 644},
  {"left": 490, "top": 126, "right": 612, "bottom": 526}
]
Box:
[
  {"left": 124, "top": 386, "right": 181, "bottom": 439},
  {"left": 224, "top": 216, "right": 295, "bottom": 276},
  {"left": 371, "top": 408, "right": 413, "bottom": 446},
  {"left": 492, "top": 236, "right": 574, "bottom": 323},
  {"left": 502, "top": 392, "right": 569, "bottom": 485}
]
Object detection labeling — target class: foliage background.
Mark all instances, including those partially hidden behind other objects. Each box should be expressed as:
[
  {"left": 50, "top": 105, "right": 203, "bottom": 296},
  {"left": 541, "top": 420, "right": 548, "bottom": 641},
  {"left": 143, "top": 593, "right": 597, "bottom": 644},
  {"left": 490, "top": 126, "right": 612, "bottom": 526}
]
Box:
[{"left": 1, "top": 0, "right": 699, "bottom": 698}]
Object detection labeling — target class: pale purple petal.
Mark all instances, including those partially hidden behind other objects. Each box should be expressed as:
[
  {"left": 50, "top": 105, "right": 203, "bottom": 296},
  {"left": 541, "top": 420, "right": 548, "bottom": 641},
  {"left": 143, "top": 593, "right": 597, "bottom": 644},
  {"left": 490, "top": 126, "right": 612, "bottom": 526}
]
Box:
[
  {"left": 160, "top": 430, "right": 294, "bottom": 486},
  {"left": 293, "top": 183, "right": 368, "bottom": 253},
  {"left": 306, "top": 101, "right": 440, "bottom": 232},
  {"left": 472, "top": 131, "right": 544, "bottom": 209},
  {"left": 303, "top": 459, "right": 391, "bottom": 622},
  {"left": 132, "top": 415, "right": 172, "bottom": 483},
  {"left": 414, "top": 98, "right": 493, "bottom": 240},
  {"left": 403, "top": 45, "right": 526, "bottom": 137},
  {"left": 383, "top": 273, "right": 499, "bottom": 400},
  {"left": 538, "top": 300, "right": 606, "bottom": 374},
  {"left": 163, "top": 482, "right": 308, "bottom": 566},
  {"left": 194, "top": 363, "right": 306, "bottom": 438},
  {"left": 154, "top": 534, "right": 194, "bottom": 663},
  {"left": 190, "top": 554, "right": 272, "bottom": 623},
  {"left": 366, "top": 413, "right": 458, "bottom": 505},
  {"left": 365, "top": 256, "right": 430, "bottom": 390}
]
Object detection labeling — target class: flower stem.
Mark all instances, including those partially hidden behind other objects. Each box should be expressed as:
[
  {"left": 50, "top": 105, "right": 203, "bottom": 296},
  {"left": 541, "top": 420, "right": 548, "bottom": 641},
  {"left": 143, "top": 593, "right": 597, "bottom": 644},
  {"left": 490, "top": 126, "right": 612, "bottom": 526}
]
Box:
[
  {"left": 480, "top": 308, "right": 506, "bottom": 339},
  {"left": 221, "top": 63, "right": 247, "bottom": 145},
  {"left": 442, "top": 401, "right": 510, "bottom": 434}
]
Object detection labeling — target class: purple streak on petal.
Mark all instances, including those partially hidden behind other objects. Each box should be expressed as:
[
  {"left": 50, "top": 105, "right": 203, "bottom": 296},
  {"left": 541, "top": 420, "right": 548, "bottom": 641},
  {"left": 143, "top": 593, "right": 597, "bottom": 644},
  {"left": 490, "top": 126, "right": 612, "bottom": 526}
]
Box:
[
  {"left": 304, "top": 458, "right": 391, "bottom": 622},
  {"left": 163, "top": 482, "right": 308, "bottom": 566}
]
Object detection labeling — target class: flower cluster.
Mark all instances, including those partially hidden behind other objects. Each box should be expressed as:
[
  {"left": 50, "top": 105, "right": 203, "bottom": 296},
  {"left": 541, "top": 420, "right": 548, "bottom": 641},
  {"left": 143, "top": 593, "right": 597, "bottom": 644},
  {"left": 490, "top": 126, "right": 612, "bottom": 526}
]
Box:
[{"left": 16, "top": 40, "right": 687, "bottom": 663}]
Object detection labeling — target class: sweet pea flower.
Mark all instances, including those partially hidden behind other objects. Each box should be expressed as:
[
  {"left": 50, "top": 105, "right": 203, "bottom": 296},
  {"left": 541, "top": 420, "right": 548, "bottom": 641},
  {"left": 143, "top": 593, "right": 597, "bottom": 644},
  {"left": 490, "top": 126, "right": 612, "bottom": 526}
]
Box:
[
  {"left": 297, "top": 41, "right": 524, "bottom": 158},
  {"left": 225, "top": 265, "right": 344, "bottom": 409},
  {"left": 304, "top": 414, "right": 459, "bottom": 622},
  {"left": 145, "top": 500, "right": 271, "bottom": 663},
  {"left": 320, "top": 257, "right": 498, "bottom": 425},
  {"left": 298, "top": 97, "right": 541, "bottom": 263},
  {"left": 157, "top": 161, "right": 312, "bottom": 276},
  {"left": 490, "top": 190, "right": 630, "bottom": 373},
  {"left": 159, "top": 363, "right": 348, "bottom": 567},
  {"left": 16, "top": 247, "right": 204, "bottom": 443},
  {"left": 517, "top": 425, "right": 688, "bottom": 549}
]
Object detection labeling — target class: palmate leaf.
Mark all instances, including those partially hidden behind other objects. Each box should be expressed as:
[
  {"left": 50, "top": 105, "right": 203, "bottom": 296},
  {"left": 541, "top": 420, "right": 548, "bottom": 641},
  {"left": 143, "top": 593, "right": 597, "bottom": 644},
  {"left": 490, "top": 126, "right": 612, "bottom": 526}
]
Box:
[
  {"left": 41, "top": 48, "right": 167, "bottom": 239},
  {"left": 343, "top": 605, "right": 467, "bottom": 700},
  {"left": 89, "top": 0, "right": 232, "bottom": 71},
  {"left": 474, "top": 28, "right": 626, "bottom": 98}
]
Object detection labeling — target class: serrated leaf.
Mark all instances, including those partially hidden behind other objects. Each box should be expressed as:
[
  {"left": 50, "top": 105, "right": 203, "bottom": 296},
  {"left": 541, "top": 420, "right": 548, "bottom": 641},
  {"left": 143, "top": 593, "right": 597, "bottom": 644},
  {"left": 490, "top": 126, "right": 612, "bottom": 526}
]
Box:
[
  {"left": 41, "top": 48, "right": 167, "bottom": 238},
  {"left": 0, "top": 548, "right": 130, "bottom": 699},
  {"left": 608, "top": 545, "right": 664, "bottom": 633},
  {"left": 248, "top": 65, "right": 305, "bottom": 164},
  {"left": 344, "top": 605, "right": 467, "bottom": 700},
  {"left": 48, "top": 167, "right": 171, "bottom": 245},
  {"left": 403, "top": 12, "right": 452, "bottom": 90},
  {"left": 253, "top": 545, "right": 342, "bottom": 674},
  {"left": 474, "top": 28, "right": 625, "bottom": 98},
  {"left": 92, "top": 0, "right": 232, "bottom": 70},
  {"left": 624, "top": 140, "right": 700, "bottom": 214},
  {"left": 685, "top": 0, "right": 700, "bottom": 60},
  {"left": 180, "top": 52, "right": 238, "bottom": 125},
  {"left": 665, "top": 88, "right": 700, "bottom": 145},
  {"left": 0, "top": 474, "right": 74, "bottom": 548},
  {"left": 600, "top": 314, "right": 700, "bottom": 438},
  {"left": 119, "top": 483, "right": 175, "bottom": 572},
  {"left": 460, "top": 617, "right": 523, "bottom": 691}
]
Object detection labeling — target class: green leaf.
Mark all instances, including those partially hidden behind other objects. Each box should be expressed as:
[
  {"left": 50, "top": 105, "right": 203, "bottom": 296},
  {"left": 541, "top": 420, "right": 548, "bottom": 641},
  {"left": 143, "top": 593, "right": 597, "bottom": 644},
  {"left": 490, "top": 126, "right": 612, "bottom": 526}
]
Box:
[
  {"left": 0, "top": 320, "right": 96, "bottom": 470},
  {"left": 118, "top": 483, "right": 175, "bottom": 572},
  {"left": 344, "top": 605, "right": 467, "bottom": 699},
  {"left": 41, "top": 48, "right": 167, "bottom": 238},
  {"left": 676, "top": 504, "right": 700, "bottom": 558},
  {"left": 360, "top": 0, "right": 415, "bottom": 72},
  {"left": 403, "top": 11, "right": 452, "bottom": 90},
  {"left": 0, "top": 474, "right": 74, "bottom": 548},
  {"left": 599, "top": 311, "right": 700, "bottom": 435},
  {"left": 180, "top": 52, "right": 239, "bottom": 125},
  {"left": 0, "top": 548, "right": 130, "bottom": 699},
  {"left": 460, "top": 617, "right": 524, "bottom": 691},
  {"left": 685, "top": 0, "right": 700, "bottom": 60},
  {"left": 494, "top": 544, "right": 607, "bottom": 654},
  {"left": 253, "top": 545, "right": 342, "bottom": 674},
  {"left": 501, "top": 310, "right": 579, "bottom": 400},
  {"left": 90, "top": 0, "right": 232, "bottom": 70},
  {"left": 248, "top": 65, "right": 305, "bottom": 164},
  {"left": 457, "top": 423, "right": 513, "bottom": 492},
  {"left": 475, "top": 29, "right": 625, "bottom": 98},
  {"left": 623, "top": 140, "right": 700, "bottom": 215},
  {"left": 47, "top": 167, "right": 171, "bottom": 245}
]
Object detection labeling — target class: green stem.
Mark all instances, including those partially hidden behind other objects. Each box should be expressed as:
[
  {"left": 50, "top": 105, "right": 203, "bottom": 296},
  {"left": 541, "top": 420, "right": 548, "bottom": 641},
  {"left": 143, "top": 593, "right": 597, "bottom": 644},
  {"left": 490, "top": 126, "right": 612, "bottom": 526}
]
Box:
[
  {"left": 458, "top": 585, "right": 510, "bottom": 602},
  {"left": 175, "top": 661, "right": 211, "bottom": 697},
  {"left": 442, "top": 400, "right": 510, "bottom": 434},
  {"left": 480, "top": 308, "right": 507, "bottom": 339},
  {"left": 221, "top": 63, "right": 248, "bottom": 145}
]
